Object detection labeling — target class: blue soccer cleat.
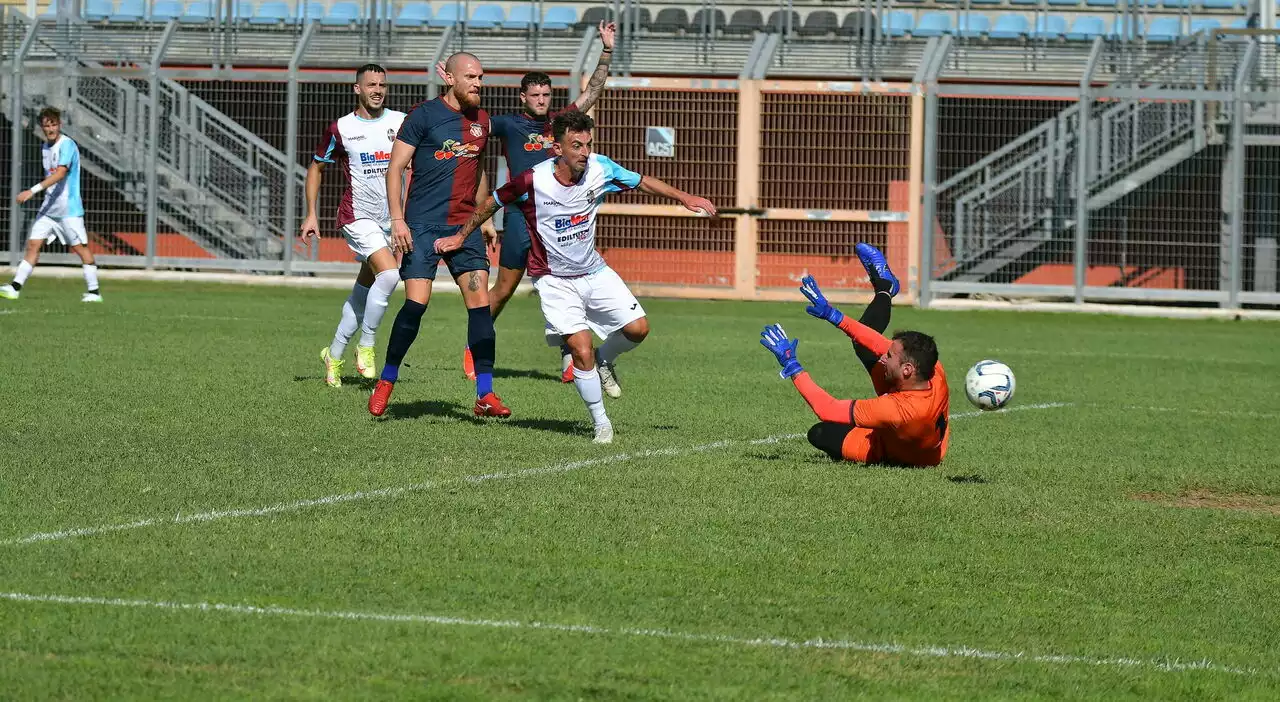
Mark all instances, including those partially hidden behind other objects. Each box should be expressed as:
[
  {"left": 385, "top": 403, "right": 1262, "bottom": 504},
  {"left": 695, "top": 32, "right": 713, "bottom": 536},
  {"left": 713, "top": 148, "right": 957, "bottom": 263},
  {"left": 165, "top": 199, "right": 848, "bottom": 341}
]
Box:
[{"left": 855, "top": 243, "right": 899, "bottom": 297}]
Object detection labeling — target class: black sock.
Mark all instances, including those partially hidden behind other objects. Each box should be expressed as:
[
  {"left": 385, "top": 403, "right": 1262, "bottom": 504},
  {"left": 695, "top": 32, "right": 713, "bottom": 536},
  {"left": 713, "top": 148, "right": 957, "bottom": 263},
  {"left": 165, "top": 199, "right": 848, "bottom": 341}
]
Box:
[
  {"left": 11, "top": 282, "right": 22, "bottom": 291},
  {"left": 466, "top": 305, "right": 495, "bottom": 396},
  {"left": 88, "top": 288, "right": 99, "bottom": 295},
  {"left": 858, "top": 291, "right": 892, "bottom": 334},
  {"left": 380, "top": 300, "right": 427, "bottom": 382}
]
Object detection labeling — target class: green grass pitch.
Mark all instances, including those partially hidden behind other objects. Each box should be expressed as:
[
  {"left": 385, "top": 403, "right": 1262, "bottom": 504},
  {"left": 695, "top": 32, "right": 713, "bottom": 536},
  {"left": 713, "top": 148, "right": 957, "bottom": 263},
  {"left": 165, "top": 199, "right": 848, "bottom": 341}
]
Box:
[{"left": 1, "top": 277, "right": 1278, "bottom": 699}]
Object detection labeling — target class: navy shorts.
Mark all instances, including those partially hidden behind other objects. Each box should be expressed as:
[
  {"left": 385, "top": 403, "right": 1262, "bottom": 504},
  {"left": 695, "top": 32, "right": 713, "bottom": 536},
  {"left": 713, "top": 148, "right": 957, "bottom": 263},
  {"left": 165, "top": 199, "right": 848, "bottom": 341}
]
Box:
[
  {"left": 401, "top": 223, "right": 489, "bottom": 281},
  {"left": 499, "top": 209, "right": 531, "bottom": 271}
]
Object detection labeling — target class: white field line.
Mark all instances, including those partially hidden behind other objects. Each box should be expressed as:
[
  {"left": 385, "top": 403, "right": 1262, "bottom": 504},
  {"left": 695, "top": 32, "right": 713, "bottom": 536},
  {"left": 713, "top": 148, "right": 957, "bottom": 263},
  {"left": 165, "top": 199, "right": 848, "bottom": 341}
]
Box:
[
  {"left": 2, "top": 404, "right": 1072, "bottom": 548},
  {"left": 0, "top": 591, "right": 1258, "bottom": 676}
]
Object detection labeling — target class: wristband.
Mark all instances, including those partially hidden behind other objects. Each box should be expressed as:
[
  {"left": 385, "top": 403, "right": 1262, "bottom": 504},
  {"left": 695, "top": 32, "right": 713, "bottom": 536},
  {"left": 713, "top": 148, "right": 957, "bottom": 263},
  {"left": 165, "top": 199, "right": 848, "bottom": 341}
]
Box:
[{"left": 29, "top": 183, "right": 44, "bottom": 194}]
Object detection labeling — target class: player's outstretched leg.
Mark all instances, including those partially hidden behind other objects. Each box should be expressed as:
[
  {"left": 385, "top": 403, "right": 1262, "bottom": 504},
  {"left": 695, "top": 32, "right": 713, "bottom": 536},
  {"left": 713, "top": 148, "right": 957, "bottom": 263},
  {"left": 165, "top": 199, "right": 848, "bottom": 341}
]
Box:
[
  {"left": 356, "top": 253, "right": 399, "bottom": 380},
  {"left": 596, "top": 317, "right": 649, "bottom": 399},
  {"left": 853, "top": 243, "right": 898, "bottom": 371},
  {"left": 564, "top": 330, "right": 612, "bottom": 443},
  {"left": 1, "top": 238, "right": 45, "bottom": 300}
]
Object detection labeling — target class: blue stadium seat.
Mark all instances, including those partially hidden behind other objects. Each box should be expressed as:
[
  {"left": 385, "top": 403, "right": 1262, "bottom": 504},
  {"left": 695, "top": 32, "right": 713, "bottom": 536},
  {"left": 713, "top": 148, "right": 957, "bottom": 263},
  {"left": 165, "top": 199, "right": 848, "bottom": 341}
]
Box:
[
  {"left": 231, "top": 1, "right": 254, "bottom": 22},
  {"left": 1009, "top": 0, "right": 1042, "bottom": 5},
  {"left": 249, "top": 1, "right": 289, "bottom": 25},
  {"left": 969, "top": 0, "right": 1002, "bottom": 5},
  {"left": 1188, "top": 18, "right": 1220, "bottom": 34},
  {"left": 1033, "top": 15, "right": 1067, "bottom": 39},
  {"left": 112, "top": 0, "right": 146, "bottom": 21},
  {"left": 1110, "top": 16, "right": 1142, "bottom": 38},
  {"left": 323, "top": 2, "right": 360, "bottom": 25},
  {"left": 1228, "top": 17, "right": 1248, "bottom": 28},
  {"left": 296, "top": 2, "right": 324, "bottom": 23},
  {"left": 953, "top": 14, "right": 990, "bottom": 37},
  {"left": 913, "top": 12, "right": 951, "bottom": 37},
  {"left": 180, "top": 1, "right": 213, "bottom": 22},
  {"left": 541, "top": 6, "right": 576, "bottom": 30},
  {"left": 1146, "top": 16, "right": 1180, "bottom": 41},
  {"left": 503, "top": 4, "right": 533, "bottom": 29},
  {"left": 882, "top": 11, "right": 912, "bottom": 37},
  {"left": 1164, "top": 0, "right": 1191, "bottom": 6},
  {"left": 1065, "top": 15, "right": 1105, "bottom": 40},
  {"left": 468, "top": 4, "right": 503, "bottom": 28},
  {"left": 1201, "top": 0, "right": 1238, "bottom": 8},
  {"left": 1047, "top": 0, "right": 1081, "bottom": 6},
  {"left": 990, "top": 14, "right": 1029, "bottom": 39},
  {"left": 429, "top": 2, "right": 462, "bottom": 26},
  {"left": 151, "top": 0, "right": 183, "bottom": 20},
  {"left": 85, "top": 0, "right": 113, "bottom": 21},
  {"left": 395, "top": 2, "right": 429, "bottom": 26},
  {"left": 1085, "top": 0, "right": 1116, "bottom": 6}
]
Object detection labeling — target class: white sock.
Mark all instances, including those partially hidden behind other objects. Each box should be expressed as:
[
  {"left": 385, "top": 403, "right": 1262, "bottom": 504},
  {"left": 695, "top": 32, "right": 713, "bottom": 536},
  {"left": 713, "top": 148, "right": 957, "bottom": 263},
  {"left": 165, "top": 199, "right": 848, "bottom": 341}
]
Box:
[
  {"left": 347, "top": 283, "right": 370, "bottom": 346},
  {"left": 329, "top": 285, "right": 366, "bottom": 360},
  {"left": 360, "top": 269, "right": 398, "bottom": 348},
  {"left": 573, "top": 366, "right": 610, "bottom": 426},
  {"left": 82, "top": 264, "right": 99, "bottom": 292},
  {"left": 14, "top": 260, "right": 33, "bottom": 286},
  {"left": 598, "top": 332, "right": 640, "bottom": 364}
]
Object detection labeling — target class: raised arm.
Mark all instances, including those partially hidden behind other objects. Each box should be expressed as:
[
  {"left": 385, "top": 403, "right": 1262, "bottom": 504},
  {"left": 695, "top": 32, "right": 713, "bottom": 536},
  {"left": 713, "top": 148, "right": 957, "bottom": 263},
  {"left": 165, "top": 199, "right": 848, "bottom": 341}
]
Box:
[
  {"left": 760, "top": 324, "right": 901, "bottom": 427},
  {"left": 573, "top": 21, "right": 615, "bottom": 113}
]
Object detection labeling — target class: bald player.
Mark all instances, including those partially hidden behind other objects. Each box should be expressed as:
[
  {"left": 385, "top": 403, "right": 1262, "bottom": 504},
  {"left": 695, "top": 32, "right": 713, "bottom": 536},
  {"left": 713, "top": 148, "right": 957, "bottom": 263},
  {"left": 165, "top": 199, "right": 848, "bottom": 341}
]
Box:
[
  {"left": 370, "top": 52, "right": 510, "bottom": 419},
  {"left": 759, "top": 244, "right": 951, "bottom": 466}
]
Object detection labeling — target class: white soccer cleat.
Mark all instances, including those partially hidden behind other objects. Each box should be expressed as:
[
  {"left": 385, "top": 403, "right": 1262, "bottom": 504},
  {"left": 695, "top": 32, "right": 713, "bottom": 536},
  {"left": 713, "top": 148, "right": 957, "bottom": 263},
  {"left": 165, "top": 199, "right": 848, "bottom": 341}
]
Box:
[
  {"left": 0, "top": 284, "right": 19, "bottom": 300},
  {"left": 593, "top": 422, "right": 614, "bottom": 444},
  {"left": 80, "top": 292, "right": 103, "bottom": 303},
  {"left": 596, "top": 352, "right": 621, "bottom": 398}
]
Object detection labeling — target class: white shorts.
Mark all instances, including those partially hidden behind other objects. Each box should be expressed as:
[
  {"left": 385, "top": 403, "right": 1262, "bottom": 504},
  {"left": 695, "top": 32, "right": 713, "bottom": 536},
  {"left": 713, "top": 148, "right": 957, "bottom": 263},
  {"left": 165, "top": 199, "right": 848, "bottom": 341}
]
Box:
[
  {"left": 343, "top": 219, "right": 392, "bottom": 262},
  {"left": 534, "top": 266, "right": 646, "bottom": 342},
  {"left": 30, "top": 216, "right": 88, "bottom": 247}
]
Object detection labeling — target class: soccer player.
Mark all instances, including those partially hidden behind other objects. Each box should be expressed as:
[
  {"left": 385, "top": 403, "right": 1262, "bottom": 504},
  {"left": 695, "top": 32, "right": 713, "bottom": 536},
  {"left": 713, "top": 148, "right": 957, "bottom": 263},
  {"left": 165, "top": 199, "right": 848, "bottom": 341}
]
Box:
[
  {"left": 369, "top": 52, "right": 510, "bottom": 418},
  {"left": 435, "top": 111, "right": 716, "bottom": 443},
  {"left": 301, "top": 63, "right": 405, "bottom": 388},
  {"left": 0, "top": 107, "right": 101, "bottom": 303},
  {"left": 453, "top": 21, "right": 618, "bottom": 384},
  {"left": 758, "top": 244, "right": 951, "bottom": 466}
]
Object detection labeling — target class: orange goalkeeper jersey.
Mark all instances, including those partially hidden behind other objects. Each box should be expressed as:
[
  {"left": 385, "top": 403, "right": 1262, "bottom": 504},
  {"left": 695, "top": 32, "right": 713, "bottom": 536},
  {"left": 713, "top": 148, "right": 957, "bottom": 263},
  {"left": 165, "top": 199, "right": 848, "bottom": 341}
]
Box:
[{"left": 853, "top": 362, "right": 950, "bottom": 466}]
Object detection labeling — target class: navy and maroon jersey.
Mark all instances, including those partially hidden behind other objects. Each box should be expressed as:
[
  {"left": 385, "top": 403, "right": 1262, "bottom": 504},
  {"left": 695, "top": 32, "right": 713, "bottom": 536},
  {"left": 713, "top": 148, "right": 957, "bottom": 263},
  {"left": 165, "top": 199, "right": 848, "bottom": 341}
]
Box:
[
  {"left": 396, "top": 97, "right": 490, "bottom": 227},
  {"left": 490, "top": 104, "right": 578, "bottom": 178}
]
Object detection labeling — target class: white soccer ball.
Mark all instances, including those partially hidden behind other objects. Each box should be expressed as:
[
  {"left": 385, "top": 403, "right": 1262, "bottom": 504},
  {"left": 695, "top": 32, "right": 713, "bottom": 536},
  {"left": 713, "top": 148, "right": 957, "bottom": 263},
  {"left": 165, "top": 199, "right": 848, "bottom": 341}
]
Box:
[{"left": 965, "top": 360, "right": 1016, "bottom": 411}]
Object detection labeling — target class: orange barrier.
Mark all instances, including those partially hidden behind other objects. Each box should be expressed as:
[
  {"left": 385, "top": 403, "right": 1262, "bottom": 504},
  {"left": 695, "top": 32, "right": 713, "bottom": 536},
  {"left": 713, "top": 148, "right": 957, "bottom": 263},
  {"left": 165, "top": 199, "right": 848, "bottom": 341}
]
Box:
[{"left": 1015, "top": 264, "right": 1187, "bottom": 289}]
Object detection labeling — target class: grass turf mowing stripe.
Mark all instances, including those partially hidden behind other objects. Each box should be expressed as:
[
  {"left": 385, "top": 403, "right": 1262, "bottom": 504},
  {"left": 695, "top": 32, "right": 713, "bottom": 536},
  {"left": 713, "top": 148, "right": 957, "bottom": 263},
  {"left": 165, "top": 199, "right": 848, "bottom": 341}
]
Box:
[
  {"left": 0, "top": 590, "right": 1258, "bottom": 677},
  {"left": 2, "top": 404, "right": 1074, "bottom": 548}
]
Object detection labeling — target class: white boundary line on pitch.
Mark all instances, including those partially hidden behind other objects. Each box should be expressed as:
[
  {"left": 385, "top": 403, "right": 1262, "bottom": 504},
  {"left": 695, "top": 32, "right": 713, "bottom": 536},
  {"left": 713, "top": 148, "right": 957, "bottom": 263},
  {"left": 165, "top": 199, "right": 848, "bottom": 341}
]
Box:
[
  {"left": 1, "top": 403, "right": 1072, "bottom": 548},
  {"left": 0, "top": 590, "right": 1258, "bottom": 676}
]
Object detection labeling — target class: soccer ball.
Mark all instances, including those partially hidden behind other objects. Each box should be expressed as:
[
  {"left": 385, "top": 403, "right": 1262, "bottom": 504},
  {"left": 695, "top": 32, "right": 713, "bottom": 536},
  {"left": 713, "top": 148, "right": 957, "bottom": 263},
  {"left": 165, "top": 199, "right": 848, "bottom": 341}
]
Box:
[{"left": 964, "top": 360, "right": 1016, "bottom": 411}]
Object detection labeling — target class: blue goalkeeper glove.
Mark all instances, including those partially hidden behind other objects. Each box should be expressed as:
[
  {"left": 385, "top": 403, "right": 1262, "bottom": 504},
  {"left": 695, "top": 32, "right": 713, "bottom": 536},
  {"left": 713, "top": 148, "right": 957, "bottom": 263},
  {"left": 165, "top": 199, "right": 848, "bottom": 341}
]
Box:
[
  {"left": 760, "top": 324, "right": 804, "bottom": 379},
  {"left": 800, "top": 275, "right": 844, "bottom": 325}
]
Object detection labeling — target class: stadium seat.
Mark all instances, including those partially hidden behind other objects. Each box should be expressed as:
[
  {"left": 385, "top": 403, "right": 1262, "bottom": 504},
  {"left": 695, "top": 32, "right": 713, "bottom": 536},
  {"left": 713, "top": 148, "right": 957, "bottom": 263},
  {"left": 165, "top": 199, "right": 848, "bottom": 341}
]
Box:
[
  {"left": 429, "top": 2, "right": 462, "bottom": 27},
  {"left": 1201, "top": 0, "right": 1238, "bottom": 8},
  {"left": 1146, "top": 16, "right": 1180, "bottom": 41},
  {"left": 913, "top": 12, "right": 951, "bottom": 37},
  {"left": 578, "top": 6, "right": 609, "bottom": 29},
  {"left": 322, "top": 2, "right": 359, "bottom": 25},
  {"left": 249, "top": 1, "right": 289, "bottom": 25},
  {"left": 1229, "top": 17, "right": 1248, "bottom": 28},
  {"left": 798, "top": 10, "right": 839, "bottom": 37},
  {"left": 296, "top": 2, "right": 324, "bottom": 23},
  {"left": 651, "top": 7, "right": 688, "bottom": 33},
  {"left": 952, "top": 14, "right": 990, "bottom": 37},
  {"left": 1164, "top": 0, "right": 1191, "bottom": 6},
  {"left": 1047, "top": 0, "right": 1081, "bottom": 6},
  {"left": 85, "top": 0, "right": 113, "bottom": 21},
  {"left": 989, "top": 14, "right": 1030, "bottom": 39},
  {"left": 1110, "top": 15, "right": 1142, "bottom": 39},
  {"left": 838, "top": 11, "right": 874, "bottom": 38},
  {"left": 468, "top": 4, "right": 503, "bottom": 28},
  {"left": 882, "top": 11, "right": 913, "bottom": 37},
  {"left": 1010, "top": 0, "right": 1043, "bottom": 5},
  {"left": 1086, "top": 0, "right": 1117, "bottom": 6},
  {"left": 151, "top": 0, "right": 183, "bottom": 20},
  {"left": 690, "top": 8, "right": 726, "bottom": 34},
  {"left": 500, "top": 3, "right": 531, "bottom": 28},
  {"left": 1065, "top": 15, "right": 1105, "bottom": 40},
  {"left": 1189, "top": 18, "right": 1220, "bottom": 35},
  {"left": 541, "top": 6, "right": 575, "bottom": 30},
  {"left": 725, "top": 8, "right": 763, "bottom": 34},
  {"left": 179, "top": 0, "right": 212, "bottom": 22},
  {"left": 618, "top": 7, "right": 650, "bottom": 29},
  {"left": 231, "top": 1, "right": 254, "bottom": 22},
  {"left": 111, "top": 0, "right": 146, "bottom": 22},
  {"left": 766, "top": 9, "right": 801, "bottom": 34},
  {"left": 395, "top": 2, "right": 429, "bottom": 27},
  {"left": 1033, "top": 14, "right": 1068, "bottom": 39}
]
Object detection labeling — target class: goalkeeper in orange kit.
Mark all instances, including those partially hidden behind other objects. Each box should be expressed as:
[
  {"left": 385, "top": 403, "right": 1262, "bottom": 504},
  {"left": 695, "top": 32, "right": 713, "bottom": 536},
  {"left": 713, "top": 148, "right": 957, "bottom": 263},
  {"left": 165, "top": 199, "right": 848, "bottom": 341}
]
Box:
[{"left": 759, "top": 244, "right": 951, "bottom": 466}]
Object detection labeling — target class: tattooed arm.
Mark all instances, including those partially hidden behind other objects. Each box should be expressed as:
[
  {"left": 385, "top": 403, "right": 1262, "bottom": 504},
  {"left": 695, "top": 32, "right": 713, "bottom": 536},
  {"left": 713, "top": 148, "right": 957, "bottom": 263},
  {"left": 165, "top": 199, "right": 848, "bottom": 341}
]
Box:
[{"left": 573, "top": 21, "right": 615, "bottom": 113}]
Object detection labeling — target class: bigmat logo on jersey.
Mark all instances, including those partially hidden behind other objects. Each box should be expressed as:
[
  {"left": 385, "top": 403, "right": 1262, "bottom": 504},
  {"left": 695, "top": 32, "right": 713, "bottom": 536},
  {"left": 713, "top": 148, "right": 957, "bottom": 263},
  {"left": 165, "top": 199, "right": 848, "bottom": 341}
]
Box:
[{"left": 359, "top": 151, "right": 392, "bottom": 165}]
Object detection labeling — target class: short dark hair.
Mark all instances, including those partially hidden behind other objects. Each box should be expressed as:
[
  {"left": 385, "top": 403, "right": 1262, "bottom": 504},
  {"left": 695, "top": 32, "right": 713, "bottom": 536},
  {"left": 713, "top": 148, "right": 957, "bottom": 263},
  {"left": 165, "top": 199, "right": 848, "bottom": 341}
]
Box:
[
  {"left": 552, "top": 111, "right": 595, "bottom": 142},
  {"left": 892, "top": 330, "right": 938, "bottom": 380},
  {"left": 38, "top": 107, "right": 61, "bottom": 124},
  {"left": 520, "top": 71, "right": 552, "bottom": 93},
  {"left": 355, "top": 63, "right": 386, "bottom": 81}
]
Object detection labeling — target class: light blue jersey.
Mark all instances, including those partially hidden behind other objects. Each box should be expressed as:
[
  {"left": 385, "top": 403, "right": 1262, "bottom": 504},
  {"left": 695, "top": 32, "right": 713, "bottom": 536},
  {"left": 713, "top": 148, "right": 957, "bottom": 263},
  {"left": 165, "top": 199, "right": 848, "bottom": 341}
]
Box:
[{"left": 37, "top": 135, "right": 84, "bottom": 219}]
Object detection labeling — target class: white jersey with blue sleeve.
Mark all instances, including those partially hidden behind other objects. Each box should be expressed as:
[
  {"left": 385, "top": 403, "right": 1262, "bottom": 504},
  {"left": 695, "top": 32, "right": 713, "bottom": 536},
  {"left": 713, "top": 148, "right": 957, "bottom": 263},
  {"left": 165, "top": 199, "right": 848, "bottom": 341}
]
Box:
[
  {"left": 494, "top": 153, "right": 643, "bottom": 278},
  {"left": 38, "top": 135, "right": 84, "bottom": 219}
]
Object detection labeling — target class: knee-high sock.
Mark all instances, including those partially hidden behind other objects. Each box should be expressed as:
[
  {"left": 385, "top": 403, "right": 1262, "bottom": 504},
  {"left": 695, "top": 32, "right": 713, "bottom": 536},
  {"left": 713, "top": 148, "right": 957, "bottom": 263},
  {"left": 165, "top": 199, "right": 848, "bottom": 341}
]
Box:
[
  {"left": 359, "top": 269, "right": 399, "bottom": 348},
  {"left": 329, "top": 283, "right": 370, "bottom": 360},
  {"left": 13, "top": 260, "right": 33, "bottom": 287},
  {"left": 573, "top": 366, "right": 610, "bottom": 426},
  {"left": 467, "top": 305, "right": 496, "bottom": 397},
  {"left": 380, "top": 299, "right": 427, "bottom": 383},
  {"left": 82, "top": 264, "right": 99, "bottom": 293},
  {"left": 598, "top": 331, "right": 639, "bottom": 364},
  {"left": 852, "top": 293, "right": 893, "bottom": 371}
]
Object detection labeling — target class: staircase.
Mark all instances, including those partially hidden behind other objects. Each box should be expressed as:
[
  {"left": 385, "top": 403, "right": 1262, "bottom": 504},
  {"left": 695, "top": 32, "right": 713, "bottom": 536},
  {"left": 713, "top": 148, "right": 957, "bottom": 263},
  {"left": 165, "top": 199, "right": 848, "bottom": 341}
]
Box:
[
  {"left": 936, "top": 93, "right": 1219, "bottom": 283},
  {"left": 3, "top": 68, "right": 306, "bottom": 261}
]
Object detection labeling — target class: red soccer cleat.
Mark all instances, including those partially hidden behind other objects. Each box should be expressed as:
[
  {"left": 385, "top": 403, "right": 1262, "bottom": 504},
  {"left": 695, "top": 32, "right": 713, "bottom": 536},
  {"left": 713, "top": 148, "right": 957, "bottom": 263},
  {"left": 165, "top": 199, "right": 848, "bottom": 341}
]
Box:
[
  {"left": 369, "top": 380, "right": 394, "bottom": 417},
  {"left": 463, "top": 346, "right": 476, "bottom": 381},
  {"left": 474, "top": 392, "right": 512, "bottom": 418}
]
